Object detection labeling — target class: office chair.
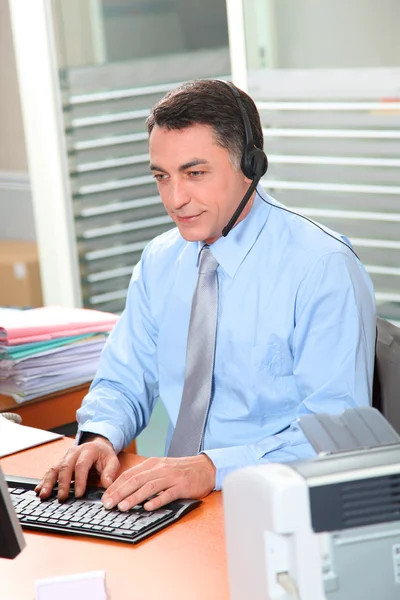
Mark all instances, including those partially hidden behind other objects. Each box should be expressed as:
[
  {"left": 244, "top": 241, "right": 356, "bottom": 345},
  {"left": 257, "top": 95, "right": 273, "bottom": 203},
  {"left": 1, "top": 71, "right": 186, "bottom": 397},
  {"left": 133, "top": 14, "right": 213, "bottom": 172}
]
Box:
[{"left": 372, "top": 316, "right": 400, "bottom": 434}]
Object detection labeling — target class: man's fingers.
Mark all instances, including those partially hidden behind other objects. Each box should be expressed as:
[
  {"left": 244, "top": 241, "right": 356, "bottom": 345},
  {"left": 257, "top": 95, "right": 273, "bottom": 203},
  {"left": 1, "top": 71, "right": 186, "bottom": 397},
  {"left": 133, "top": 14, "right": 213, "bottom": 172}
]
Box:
[
  {"left": 99, "top": 454, "right": 120, "bottom": 489},
  {"left": 103, "top": 467, "right": 169, "bottom": 509},
  {"left": 115, "top": 477, "right": 173, "bottom": 511},
  {"left": 102, "top": 470, "right": 144, "bottom": 509},
  {"left": 35, "top": 466, "right": 59, "bottom": 499},
  {"left": 143, "top": 486, "right": 178, "bottom": 511},
  {"left": 73, "top": 454, "right": 94, "bottom": 498},
  {"left": 56, "top": 457, "right": 77, "bottom": 501},
  {"left": 73, "top": 443, "right": 120, "bottom": 496},
  {"left": 102, "top": 458, "right": 163, "bottom": 498},
  {"left": 35, "top": 440, "right": 119, "bottom": 503}
]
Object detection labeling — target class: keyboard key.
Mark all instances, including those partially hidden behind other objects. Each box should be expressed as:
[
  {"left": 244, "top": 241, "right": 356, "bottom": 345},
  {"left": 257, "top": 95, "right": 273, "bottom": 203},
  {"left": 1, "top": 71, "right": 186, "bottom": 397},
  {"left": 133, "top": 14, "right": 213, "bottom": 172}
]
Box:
[
  {"left": 112, "top": 529, "right": 135, "bottom": 537},
  {"left": 80, "top": 516, "right": 94, "bottom": 524},
  {"left": 136, "top": 517, "right": 155, "bottom": 526},
  {"left": 119, "top": 522, "right": 134, "bottom": 530},
  {"left": 146, "top": 514, "right": 169, "bottom": 525},
  {"left": 131, "top": 523, "right": 147, "bottom": 532},
  {"left": 101, "top": 518, "right": 116, "bottom": 526},
  {"left": 70, "top": 515, "right": 82, "bottom": 522},
  {"left": 21, "top": 491, "right": 37, "bottom": 499}
]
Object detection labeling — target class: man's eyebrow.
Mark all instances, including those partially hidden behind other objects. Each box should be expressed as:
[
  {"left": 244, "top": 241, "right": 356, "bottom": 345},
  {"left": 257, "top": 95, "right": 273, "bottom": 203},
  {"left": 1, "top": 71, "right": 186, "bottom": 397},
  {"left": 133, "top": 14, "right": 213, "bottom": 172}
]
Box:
[
  {"left": 149, "top": 159, "right": 210, "bottom": 172},
  {"left": 178, "top": 159, "right": 210, "bottom": 171},
  {"left": 149, "top": 163, "right": 164, "bottom": 172}
]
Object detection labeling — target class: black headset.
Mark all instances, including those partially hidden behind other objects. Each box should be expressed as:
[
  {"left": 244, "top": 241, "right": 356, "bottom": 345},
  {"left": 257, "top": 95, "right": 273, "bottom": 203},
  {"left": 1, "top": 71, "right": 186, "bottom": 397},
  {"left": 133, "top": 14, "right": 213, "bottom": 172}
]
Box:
[
  {"left": 222, "top": 80, "right": 268, "bottom": 181},
  {"left": 219, "top": 80, "right": 358, "bottom": 258},
  {"left": 220, "top": 80, "right": 268, "bottom": 236}
]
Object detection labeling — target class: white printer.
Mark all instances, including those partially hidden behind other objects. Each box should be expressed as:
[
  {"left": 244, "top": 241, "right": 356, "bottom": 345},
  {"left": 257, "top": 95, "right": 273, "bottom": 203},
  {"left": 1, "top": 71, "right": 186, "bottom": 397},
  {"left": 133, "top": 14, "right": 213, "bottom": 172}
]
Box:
[{"left": 223, "top": 408, "right": 400, "bottom": 600}]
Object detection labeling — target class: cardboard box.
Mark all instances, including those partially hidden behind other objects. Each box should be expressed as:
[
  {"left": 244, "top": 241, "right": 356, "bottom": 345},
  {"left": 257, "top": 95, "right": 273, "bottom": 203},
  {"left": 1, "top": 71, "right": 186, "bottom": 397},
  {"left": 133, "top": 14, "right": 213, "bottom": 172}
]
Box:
[{"left": 0, "top": 240, "right": 43, "bottom": 307}]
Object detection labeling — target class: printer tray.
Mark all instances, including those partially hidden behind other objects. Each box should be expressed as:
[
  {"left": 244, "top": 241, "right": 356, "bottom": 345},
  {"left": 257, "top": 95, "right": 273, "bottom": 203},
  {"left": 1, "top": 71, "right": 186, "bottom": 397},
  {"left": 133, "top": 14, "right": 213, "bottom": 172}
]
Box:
[{"left": 298, "top": 406, "right": 400, "bottom": 454}]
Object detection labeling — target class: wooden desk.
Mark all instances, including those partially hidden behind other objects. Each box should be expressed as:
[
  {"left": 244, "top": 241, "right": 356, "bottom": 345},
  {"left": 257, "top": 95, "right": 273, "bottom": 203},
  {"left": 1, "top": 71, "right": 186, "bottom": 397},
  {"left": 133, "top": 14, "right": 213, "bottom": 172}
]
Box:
[
  {"left": 0, "top": 439, "right": 229, "bottom": 599},
  {"left": 0, "top": 385, "right": 90, "bottom": 430}
]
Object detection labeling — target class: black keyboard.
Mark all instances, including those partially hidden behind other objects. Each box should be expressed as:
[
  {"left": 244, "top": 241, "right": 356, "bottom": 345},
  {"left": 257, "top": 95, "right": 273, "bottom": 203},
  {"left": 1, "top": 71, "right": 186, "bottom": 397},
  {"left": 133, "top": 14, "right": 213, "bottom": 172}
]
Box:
[{"left": 6, "top": 475, "right": 201, "bottom": 544}]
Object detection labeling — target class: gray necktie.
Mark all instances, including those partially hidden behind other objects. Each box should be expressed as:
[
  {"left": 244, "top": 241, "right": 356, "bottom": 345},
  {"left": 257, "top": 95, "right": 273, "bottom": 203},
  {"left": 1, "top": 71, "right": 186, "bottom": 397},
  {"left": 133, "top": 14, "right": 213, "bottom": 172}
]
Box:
[{"left": 168, "top": 245, "right": 219, "bottom": 457}]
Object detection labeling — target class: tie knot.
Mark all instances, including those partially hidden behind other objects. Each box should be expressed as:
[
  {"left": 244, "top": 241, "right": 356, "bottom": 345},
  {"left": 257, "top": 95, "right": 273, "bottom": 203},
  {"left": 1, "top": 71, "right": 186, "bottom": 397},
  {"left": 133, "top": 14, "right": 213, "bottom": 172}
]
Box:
[{"left": 198, "top": 246, "right": 218, "bottom": 274}]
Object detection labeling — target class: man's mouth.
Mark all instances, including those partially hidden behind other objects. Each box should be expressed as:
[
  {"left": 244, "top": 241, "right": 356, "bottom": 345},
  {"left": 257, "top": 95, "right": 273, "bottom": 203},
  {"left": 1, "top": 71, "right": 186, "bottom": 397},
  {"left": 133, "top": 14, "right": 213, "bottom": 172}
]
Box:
[{"left": 175, "top": 213, "right": 203, "bottom": 222}]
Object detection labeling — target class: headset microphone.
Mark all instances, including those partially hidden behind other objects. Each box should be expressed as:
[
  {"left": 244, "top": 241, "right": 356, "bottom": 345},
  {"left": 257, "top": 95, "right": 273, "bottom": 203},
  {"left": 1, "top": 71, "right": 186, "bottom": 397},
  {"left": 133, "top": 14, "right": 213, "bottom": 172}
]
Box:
[
  {"left": 222, "top": 178, "right": 259, "bottom": 237},
  {"left": 219, "top": 80, "right": 268, "bottom": 237}
]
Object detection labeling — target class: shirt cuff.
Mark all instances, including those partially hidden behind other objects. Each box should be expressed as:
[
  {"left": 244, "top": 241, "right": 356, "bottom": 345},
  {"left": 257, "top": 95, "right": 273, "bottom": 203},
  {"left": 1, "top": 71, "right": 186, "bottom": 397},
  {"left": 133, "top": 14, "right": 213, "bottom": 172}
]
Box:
[
  {"left": 75, "top": 422, "right": 126, "bottom": 454},
  {"left": 202, "top": 446, "right": 256, "bottom": 491}
]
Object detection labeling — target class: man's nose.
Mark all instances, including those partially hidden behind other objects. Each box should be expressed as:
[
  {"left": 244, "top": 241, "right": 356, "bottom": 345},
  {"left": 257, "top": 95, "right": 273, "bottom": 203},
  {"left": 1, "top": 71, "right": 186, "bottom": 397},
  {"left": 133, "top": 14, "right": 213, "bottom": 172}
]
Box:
[{"left": 168, "top": 179, "right": 190, "bottom": 210}]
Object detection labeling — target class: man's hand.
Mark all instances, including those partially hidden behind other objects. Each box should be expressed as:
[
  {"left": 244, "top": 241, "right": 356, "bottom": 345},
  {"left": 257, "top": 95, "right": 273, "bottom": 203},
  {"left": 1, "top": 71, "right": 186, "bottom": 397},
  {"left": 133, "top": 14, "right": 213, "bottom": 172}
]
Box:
[
  {"left": 35, "top": 435, "right": 120, "bottom": 501},
  {"left": 102, "top": 454, "right": 216, "bottom": 512}
]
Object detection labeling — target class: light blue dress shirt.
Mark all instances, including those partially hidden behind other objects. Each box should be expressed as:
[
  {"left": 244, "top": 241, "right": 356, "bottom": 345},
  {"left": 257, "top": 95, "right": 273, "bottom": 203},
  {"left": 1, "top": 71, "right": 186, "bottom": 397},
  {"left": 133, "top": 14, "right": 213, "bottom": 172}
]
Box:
[{"left": 77, "top": 187, "right": 376, "bottom": 490}]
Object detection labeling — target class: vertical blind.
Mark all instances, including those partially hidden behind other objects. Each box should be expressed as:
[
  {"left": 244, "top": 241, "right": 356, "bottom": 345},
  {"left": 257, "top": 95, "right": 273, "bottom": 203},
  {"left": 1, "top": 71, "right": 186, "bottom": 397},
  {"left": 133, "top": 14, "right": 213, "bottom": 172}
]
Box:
[{"left": 66, "top": 83, "right": 174, "bottom": 313}]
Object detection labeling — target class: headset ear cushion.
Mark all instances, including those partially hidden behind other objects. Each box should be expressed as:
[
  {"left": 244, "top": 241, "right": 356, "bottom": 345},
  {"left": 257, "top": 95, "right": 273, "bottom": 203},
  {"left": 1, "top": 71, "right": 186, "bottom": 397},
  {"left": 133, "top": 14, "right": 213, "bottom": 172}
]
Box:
[
  {"left": 242, "top": 147, "right": 268, "bottom": 180},
  {"left": 251, "top": 148, "right": 268, "bottom": 179}
]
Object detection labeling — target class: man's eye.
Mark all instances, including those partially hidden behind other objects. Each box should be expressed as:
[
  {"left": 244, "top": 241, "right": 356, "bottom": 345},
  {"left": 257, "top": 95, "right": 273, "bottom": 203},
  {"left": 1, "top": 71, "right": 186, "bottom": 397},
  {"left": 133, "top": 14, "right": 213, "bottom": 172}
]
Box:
[
  {"left": 153, "top": 173, "right": 167, "bottom": 181},
  {"left": 188, "top": 171, "right": 204, "bottom": 177}
]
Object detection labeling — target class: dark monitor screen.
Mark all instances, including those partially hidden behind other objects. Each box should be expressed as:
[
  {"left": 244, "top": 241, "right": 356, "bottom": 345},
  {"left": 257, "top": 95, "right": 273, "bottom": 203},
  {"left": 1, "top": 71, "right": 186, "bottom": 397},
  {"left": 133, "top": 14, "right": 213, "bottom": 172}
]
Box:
[{"left": 0, "top": 466, "right": 25, "bottom": 559}]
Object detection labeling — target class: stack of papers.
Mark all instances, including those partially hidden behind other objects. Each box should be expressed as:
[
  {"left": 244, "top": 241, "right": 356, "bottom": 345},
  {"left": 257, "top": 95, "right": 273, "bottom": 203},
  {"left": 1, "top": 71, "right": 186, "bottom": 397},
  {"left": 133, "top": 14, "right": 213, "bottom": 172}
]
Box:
[{"left": 0, "top": 307, "right": 118, "bottom": 403}]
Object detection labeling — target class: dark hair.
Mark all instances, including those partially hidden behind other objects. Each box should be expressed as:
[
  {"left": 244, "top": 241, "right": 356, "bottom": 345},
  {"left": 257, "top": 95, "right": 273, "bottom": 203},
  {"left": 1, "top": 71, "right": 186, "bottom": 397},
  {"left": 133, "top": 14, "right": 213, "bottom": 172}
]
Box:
[{"left": 146, "top": 79, "right": 264, "bottom": 171}]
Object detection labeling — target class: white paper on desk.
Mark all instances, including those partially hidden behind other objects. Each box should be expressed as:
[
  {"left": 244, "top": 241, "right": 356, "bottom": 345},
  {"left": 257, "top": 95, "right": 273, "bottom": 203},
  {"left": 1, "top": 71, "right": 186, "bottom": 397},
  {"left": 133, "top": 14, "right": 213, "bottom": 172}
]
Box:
[
  {"left": 0, "top": 415, "right": 63, "bottom": 457},
  {"left": 35, "top": 570, "right": 108, "bottom": 600}
]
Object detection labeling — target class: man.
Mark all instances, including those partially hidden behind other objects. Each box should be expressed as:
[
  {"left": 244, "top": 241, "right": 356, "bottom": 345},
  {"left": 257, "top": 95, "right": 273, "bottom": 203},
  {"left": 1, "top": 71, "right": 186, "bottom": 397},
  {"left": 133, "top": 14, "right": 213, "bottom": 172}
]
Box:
[{"left": 37, "top": 80, "right": 376, "bottom": 513}]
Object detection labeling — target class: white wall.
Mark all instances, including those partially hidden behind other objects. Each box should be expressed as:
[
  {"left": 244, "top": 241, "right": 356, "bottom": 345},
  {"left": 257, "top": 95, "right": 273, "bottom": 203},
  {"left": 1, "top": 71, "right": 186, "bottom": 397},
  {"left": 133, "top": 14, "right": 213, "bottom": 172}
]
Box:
[
  {"left": 52, "top": 0, "right": 100, "bottom": 67},
  {"left": 0, "top": 0, "right": 34, "bottom": 241},
  {"left": 274, "top": 0, "right": 400, "bottom": 69},
  {"left": 245, "top": 0, "right": 400, "bottom": 70},
  {"left": 0, "top": 0, "right": 27, "bottom": 171}
]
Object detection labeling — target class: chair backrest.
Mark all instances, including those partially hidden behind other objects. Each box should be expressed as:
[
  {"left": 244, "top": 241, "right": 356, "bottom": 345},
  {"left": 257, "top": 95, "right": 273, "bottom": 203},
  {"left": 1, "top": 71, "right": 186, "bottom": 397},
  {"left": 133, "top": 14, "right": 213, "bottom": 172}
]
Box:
[{"left": 373, "top": 316, "right": 400, "bottom": 433}]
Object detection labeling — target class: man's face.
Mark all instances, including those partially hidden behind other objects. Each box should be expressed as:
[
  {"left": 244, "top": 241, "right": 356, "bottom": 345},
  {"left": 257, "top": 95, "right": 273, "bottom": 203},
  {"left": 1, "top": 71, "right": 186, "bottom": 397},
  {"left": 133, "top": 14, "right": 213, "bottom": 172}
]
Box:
[{"left": 149, "top": 124, "right": 253, "bottom": 244}]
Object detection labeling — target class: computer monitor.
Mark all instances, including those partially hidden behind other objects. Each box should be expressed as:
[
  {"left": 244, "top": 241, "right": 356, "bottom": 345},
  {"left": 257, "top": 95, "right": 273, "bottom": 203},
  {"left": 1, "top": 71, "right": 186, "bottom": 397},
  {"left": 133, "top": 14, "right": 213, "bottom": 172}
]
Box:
[{"left": 0, "top": 466, "right": 25, "bottom": 559}]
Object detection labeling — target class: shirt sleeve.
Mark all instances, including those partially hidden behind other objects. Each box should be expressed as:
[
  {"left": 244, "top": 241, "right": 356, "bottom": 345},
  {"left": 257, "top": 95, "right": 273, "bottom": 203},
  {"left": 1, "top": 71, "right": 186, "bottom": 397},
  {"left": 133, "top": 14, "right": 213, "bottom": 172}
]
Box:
[
  {"left": 76, "top": 254, "right": 159, "bottom": 453},
  {"left": 204, "top": 251, "right": 376, "bottom": 490}
]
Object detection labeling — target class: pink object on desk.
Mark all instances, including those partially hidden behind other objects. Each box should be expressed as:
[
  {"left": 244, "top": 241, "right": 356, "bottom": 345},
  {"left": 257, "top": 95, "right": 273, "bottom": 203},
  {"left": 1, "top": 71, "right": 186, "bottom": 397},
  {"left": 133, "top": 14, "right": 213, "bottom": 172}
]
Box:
[{"left": 0, "top": 306, "right": 119, "bottom": 345}]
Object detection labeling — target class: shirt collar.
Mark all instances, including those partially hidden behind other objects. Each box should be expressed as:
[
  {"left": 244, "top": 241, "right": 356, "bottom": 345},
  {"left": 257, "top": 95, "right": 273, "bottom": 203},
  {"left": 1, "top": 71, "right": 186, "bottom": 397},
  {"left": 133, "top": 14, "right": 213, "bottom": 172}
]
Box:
[{"left": 196, "top": 185, "right": 271, "bottom": 278}]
